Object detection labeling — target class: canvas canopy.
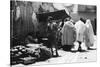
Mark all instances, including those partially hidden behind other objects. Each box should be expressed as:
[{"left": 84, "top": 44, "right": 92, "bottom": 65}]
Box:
[{"left": 36, "top": 10, "right": 70, "bottom": 23}]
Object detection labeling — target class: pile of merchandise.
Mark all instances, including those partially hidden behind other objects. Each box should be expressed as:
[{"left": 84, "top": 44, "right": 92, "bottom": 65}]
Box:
[{"left": 10, "top": 44, "right": 52, "bottom": 65}]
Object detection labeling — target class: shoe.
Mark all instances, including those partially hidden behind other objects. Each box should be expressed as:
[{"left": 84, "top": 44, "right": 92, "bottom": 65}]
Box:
[
  {"left": 81, "top": 42, "right": 87, "bottom": 51},
  {"left": 71, "top": 41, "right": 79, "bottom": 51}
]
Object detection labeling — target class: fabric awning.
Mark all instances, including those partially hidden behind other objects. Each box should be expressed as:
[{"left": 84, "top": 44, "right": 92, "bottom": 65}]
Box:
[{"left": 36, "top": 10, "right": 70, "bottom": 23}]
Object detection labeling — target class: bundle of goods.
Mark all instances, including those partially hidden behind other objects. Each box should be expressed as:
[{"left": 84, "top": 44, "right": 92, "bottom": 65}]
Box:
[{"left": 10, "top": 44, "right": 52, "bottom": 65}]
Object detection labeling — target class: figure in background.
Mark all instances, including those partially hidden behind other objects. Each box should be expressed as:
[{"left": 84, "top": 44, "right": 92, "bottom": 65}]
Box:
[
  {"left": 47, "top": 17, "right": 59, "bottom": 57},
  {"left": 61, "top": 18, "right": 76, "bottom": 50},
  {"left": 85, "top": 19, "right": 94, "bottom": 49},
  {"left": 32, "top": 11, "right": 39, "bottom": 34},
  {"left": 72, "top": 18, "right": 87, "bottom": 51}
]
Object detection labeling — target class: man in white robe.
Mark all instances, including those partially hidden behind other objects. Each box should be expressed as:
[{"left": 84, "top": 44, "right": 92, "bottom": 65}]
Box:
[
  {"left": 85, "top": 19, "right": 94, "bottom": 49},
  {"left": 61, "top": 19, "right": 76, "bottom": 47},
  {"left": 72, "top": 20, "right": 87, "bottom": 51}
]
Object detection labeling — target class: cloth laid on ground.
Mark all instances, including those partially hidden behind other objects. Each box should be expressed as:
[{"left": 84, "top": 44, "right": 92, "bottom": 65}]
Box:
[
  {"left": 11, "top": 44, "right": 52, "bottom": 65},
  {"left": 26, "top": 43, "right": 52, "bottom": 59},
  {"left": 38, "top": 46, "right": 52, "bottom": 61},
  {"left": 84, "top": 19, "right": 94, "bottom": 48},
  {"left": 61, "top": 21, "right": 76, "bottom": 46},
  {"left": 19, "top": 57, "right": 37, "bottom": 65}
]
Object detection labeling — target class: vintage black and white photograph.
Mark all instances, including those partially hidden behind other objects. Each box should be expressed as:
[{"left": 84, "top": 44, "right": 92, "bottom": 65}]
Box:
[{"left": 10, "top": 0, "right": 97, "bottom": 66}]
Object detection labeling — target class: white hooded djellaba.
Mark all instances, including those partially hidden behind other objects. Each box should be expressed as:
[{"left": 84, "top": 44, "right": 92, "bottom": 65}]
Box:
[
  {"left": 85, "top": 19, "right": 94, "bottom": 48},
  {"left": 61, "top": 20, "right": 76, "bottom": 46},
  {"left": 72, "top": 20, "right": 88, "bottom": 50},
  {"left": 74, "top": 20, "right": 86, "bottom": 43}
]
